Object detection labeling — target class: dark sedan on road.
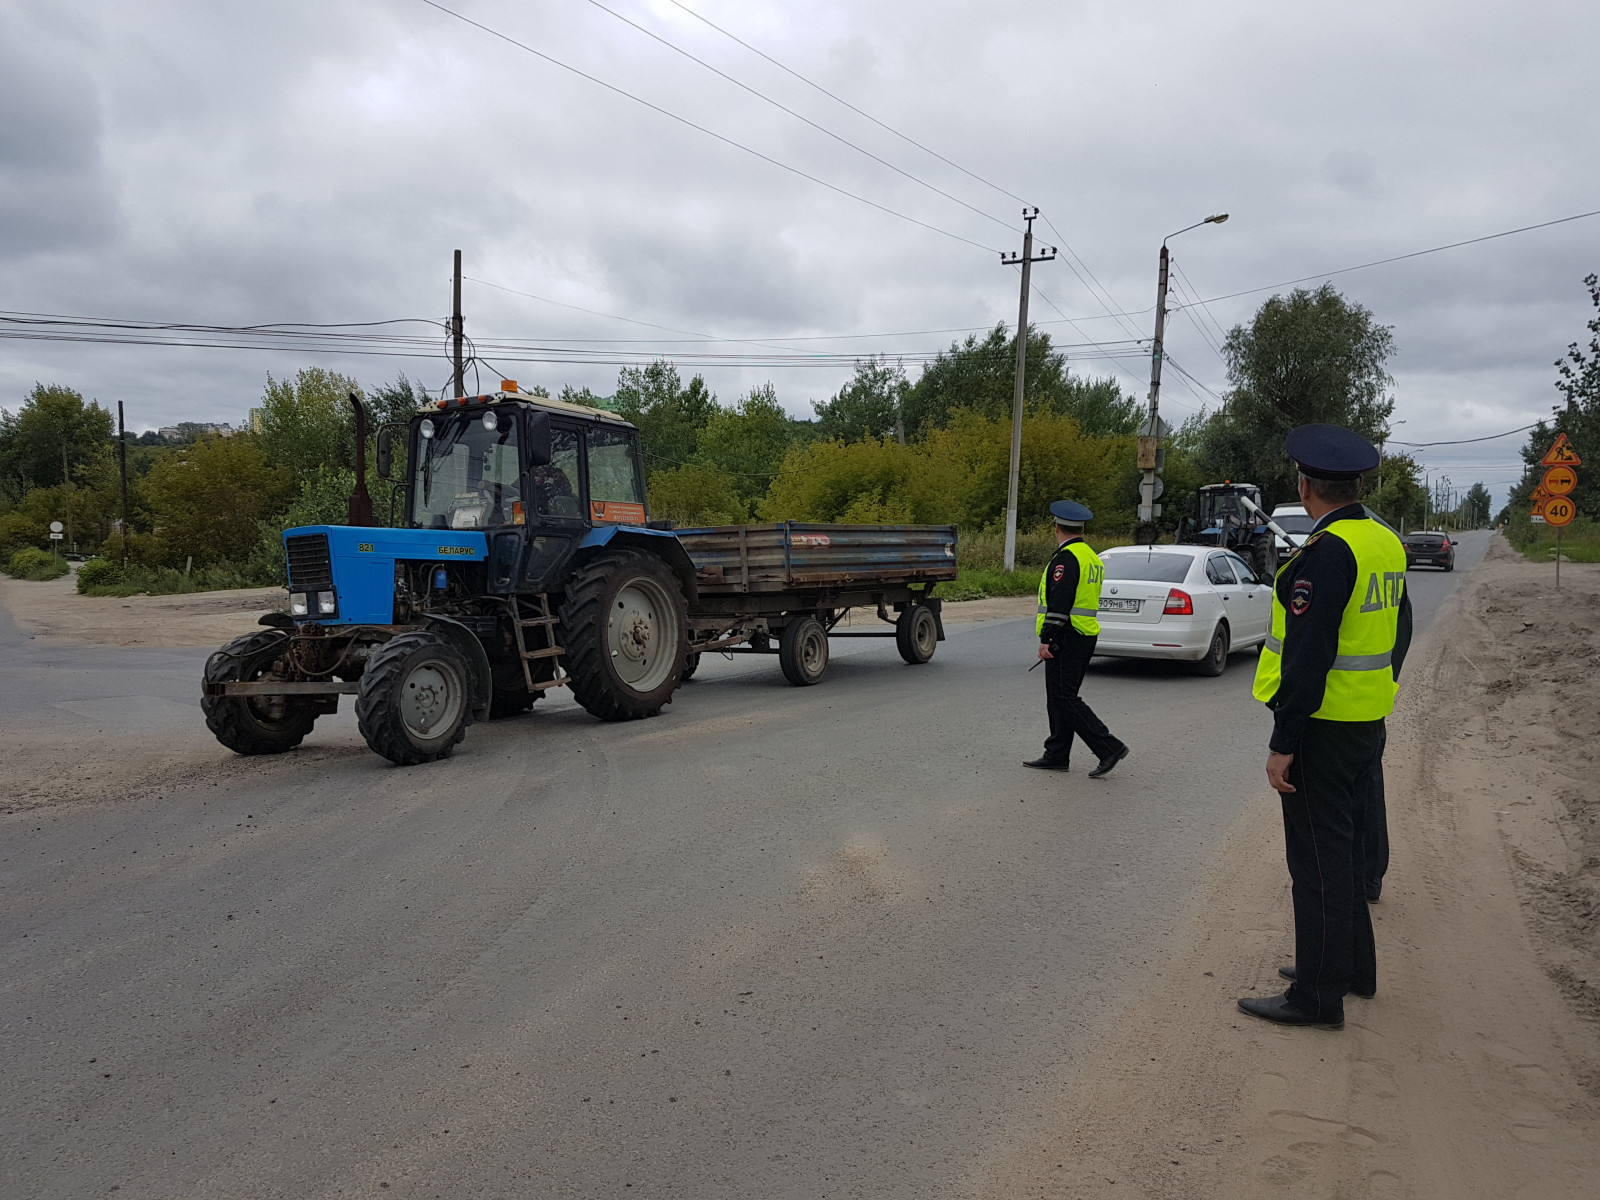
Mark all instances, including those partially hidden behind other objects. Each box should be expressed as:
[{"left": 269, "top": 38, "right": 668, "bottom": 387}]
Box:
[{"left": 1404, "top": 530, "right": 1455, "bottom": 571}]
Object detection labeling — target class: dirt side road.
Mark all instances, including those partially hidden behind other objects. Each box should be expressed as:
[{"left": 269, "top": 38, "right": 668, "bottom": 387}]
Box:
[
  {"left": 966, "top": 536, "right": 1600, "bottom": 1198},
  {"left": 0, "top": 572, "right": 286, "bottom": 648}
]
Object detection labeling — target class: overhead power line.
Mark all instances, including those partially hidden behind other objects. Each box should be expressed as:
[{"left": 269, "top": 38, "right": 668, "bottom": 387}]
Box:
[
  {"left": 413, "top": 0, "right": 1000, "bottom": 254},
  {"left": 585, "top": 0, "right": 1013, "bottom": 234},
  {"left": 665, "top": 0, "right": 1029, "bottom": 208},
  {"left": 1389, "top": 423, "right": 1542, "bottom": 448}
]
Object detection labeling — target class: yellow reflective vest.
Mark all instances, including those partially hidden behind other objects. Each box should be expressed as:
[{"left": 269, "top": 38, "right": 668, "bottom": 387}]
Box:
[
  {"left": 1252, "top": 517, "right": 1406, "bottom": 720},
  {"left": 1037, "top": 539, "right": 1104, "bottom": 638}
]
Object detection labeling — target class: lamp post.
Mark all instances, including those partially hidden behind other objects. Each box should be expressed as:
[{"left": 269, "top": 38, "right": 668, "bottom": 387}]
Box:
[{"left": 1139, "top": 213, "right": 1228, "bottom": 536}]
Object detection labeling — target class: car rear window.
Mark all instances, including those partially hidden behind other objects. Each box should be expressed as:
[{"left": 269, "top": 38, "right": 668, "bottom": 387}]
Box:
[
  {"left": 1407, "top": 534, "right": 1446, "bottom": 547},
  {"left": 1101, "top": 552, "right": 1194, "bottom": 583}
]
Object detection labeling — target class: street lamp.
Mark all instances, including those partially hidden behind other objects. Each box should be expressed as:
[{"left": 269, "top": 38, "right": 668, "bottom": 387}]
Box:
[{"left": 1138, "top": 214, "right": 1229, "bottom": 537}]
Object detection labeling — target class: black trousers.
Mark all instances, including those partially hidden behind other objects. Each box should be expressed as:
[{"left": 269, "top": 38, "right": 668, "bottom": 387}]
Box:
[
  {"left": 1042, "top": 631, "right": 1122, "bottom": 764},
  {"left": 1280, "top": 717, "right": 1384, "bottom": 1020},
  {"left": 1363, "top": 721, "right": 1389, "bottom": 889}
]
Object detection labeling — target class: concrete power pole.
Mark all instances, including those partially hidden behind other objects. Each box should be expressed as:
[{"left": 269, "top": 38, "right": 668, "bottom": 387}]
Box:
[
  {"left": 999, "top": 208, "right": 1056, "bottom": 571},
  {"left": 118, "top": 402, "right": 130, "bottom": 569},
  {"left": 451, "top": 249, "right": 465, "bottom": 399},
  {"left": 1137, "top": 242, "right": 1172, "bottom": 534}
]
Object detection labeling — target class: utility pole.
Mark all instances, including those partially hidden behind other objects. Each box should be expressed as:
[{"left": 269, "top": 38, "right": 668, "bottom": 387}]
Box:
[
  {"left": 451, "top": 249, "right": 465, "bottom": 399},
  {"left": 118, "top": 402, "right": 130, "bottom": 569},
  {"left": 999, "top": 208, "right": 1056, "bottom": 571},
  {"left": 62, "top": 443, "right": 73, "bottom": 554},
  {"left": 1139, "top": 214, "right": 1227, "bottom": 540}
]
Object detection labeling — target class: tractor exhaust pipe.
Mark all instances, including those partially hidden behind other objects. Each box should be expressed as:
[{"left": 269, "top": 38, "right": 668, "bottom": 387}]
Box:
[{"left": 347, "top": 392, "right": 374, "bottom": 526}]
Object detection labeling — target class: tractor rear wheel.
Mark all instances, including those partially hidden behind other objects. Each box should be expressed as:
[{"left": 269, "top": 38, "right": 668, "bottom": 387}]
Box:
[
  {"left": 1251, "top": 539, "right": 1275, "bottom": 582},
  {"left": 561, "top": 550, "right": 688, "bottom": 720},
  {"left": 202, "top": 630, "right": 319, "bottom": 755},
  {"left": 356, "top": 630, "right": 472, "bottom": 764}
]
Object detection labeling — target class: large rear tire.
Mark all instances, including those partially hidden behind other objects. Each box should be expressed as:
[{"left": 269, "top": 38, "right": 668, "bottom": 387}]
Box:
[
  {"left": 356, "top": 631, "right": 472, "bottom": 765},
  {"left": 778, "top": 616, "right": 829, "bottom": 686},
  {"left": 895, "top": 605, "right": 939, "bottom": 664},
  {"left": 561, "top": 550, "right": 688, "bottom": 720},
  {"left": 201, "top": 631, "right": 319, "bottom": 755}
]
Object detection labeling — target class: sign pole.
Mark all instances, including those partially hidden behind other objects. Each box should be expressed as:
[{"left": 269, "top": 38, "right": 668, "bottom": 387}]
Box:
[{"left": 1556, "top": 526, "right": 1561, "bottom": 590}]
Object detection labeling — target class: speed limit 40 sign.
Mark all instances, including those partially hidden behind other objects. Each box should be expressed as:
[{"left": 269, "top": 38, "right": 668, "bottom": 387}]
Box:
[{"left": 1542, "top": 495, "right": 1577, "bottom": 527}]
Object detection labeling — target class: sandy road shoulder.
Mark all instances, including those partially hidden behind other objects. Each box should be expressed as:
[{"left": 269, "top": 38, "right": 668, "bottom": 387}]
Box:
[
  {"left": 0, "top": 573, "right": 284, "bottom": 648},
  {"left": 960, "top": 536, "right": 1600, "bottom": 1200}
]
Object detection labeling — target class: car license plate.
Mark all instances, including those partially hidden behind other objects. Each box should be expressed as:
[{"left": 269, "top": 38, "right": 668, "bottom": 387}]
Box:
[{"left": 1099, "top": 598, "right": 1141, "bottom": 613}]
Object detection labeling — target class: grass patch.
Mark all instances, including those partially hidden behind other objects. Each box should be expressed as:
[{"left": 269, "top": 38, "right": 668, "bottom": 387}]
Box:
[
  {"left": 943, "top": 566, "right": 1043, "bottom": 601},
  {"left": 1509, "top": 515, "right": 1600, "bottom": 563},
  {"left": 76, "top": 561, "right": 277, "bottom": 597}
]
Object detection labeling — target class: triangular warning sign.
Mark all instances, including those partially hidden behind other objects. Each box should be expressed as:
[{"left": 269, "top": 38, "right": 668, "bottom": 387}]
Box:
[
  {"left": 1539, "top": 432, "right": 1582, "bottom": 467},
  {"left": 1530, "top": 483, "right": 1552, "bottom": 504}
]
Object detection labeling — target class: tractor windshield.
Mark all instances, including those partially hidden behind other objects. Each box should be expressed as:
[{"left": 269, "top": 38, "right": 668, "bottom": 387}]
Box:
[{"left": 412, "top": 411, "right": 521, "bottom": 530}]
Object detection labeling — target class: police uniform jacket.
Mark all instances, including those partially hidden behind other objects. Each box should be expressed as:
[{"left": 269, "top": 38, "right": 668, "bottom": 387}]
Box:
[
  {"left": 1259, "top": 502, "right": 1414, "bottom": 753},
  {"left": 1038, "top": 539, "right": 1103, "bottom": 644}
]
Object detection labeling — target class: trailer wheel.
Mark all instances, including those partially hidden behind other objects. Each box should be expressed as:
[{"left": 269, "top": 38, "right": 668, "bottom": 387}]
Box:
[
  {"left": 778, "top": 616, "right": 829, "bottom": 686},
  {"left": 895, "top": 605, "right": 939, "bottom": 664},
  {"left": 202, "top": 631, "right": 319, "bottom": 755},
  {"left": 356, "top": 630, "right": 472, "bottom": 765},
  {"left": 1192, "top": 622, "right": 1230, "bottom": 677},
  {"left": 561, "top": 550, "right": 688, "bottom": 720}
]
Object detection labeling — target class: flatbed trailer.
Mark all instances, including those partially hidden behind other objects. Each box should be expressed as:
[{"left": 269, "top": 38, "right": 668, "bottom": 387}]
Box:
[{"left": 677, "top": 522, "right": 957, "bottom": 685}]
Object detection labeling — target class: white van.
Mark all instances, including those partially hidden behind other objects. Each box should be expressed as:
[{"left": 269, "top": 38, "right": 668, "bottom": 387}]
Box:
[{"left": 1269, "top": 503, "right": 1316, "bottom": 562}]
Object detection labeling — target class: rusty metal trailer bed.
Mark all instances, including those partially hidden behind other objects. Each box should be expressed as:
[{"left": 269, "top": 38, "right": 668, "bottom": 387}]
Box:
[{"left": 674, "top": 522, "right": 958, "bottom": 686}]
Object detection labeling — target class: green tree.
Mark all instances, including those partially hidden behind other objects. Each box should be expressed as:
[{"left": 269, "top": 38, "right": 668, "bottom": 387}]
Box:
[
  {"left": 0, "top": 384, "right": 115, "bottom": 501},
  {"left": 613, "top": 361, "right": 718, "bottom": 469},
  {"left": 1198, "top": 285, "right": 1396, "bottom": 505},
  {"left": 1055, "top": 375, "right": 1142, "bottom": 436},
  {"left": 903, "top": 323, "right": 1068, "bottom": 435},
  {"left": 1363, "top": 453, "right": 1427, "bottom": 531},
  {"left": 258, "top": 367, "right": 363, "bottom": 482},
  {"left": 813, "top": 357, "right": 909, "bottom": 443},
  {"left": 647, "top": 463, "right": 746, "bottom": 527},
  {"left": 1461, "top": 482, "right": 1492, "bottom": 528},
  {"left": 143, "top": 436, "right": 293, "bottom": 566},
  {"left": 696, "top": 383, "right": 794, "bottom": 504},
  {"left": 1511, "top": 274, "right": 1600, "bottom": 520}
]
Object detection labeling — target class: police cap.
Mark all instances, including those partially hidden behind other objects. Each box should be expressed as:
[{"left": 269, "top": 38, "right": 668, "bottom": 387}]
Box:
[
  {"left": 1285, "top": 424, "right": 1380, "bottom": 481},
  {"left": 1049, "top": 500, "right": 1094, "bottom": 525}
]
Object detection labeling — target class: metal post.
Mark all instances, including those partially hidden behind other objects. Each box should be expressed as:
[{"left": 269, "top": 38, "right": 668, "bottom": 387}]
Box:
[
  {"left": 118, "top": 401, "right": 129, "bottom": 569},
  {"left": 999, "top": 208, "right": 1055, "bottom": 571},
  {"left": 452, "top": 249, "right": 465, "bottom": 399},
  {"left": 1556, "top": 526, "right": 1562, "bottom": 590}
]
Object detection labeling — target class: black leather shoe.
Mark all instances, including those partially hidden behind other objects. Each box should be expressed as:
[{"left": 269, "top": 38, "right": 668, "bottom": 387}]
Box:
[
  {"left": 1237, "top": 992, "right": 1343, "bottom": 1030},
  {"left": 1366, "top": 879, "right": 1382, "bottom": 903},
  {"left": 1087, "top": 745, "right": 1129, "bottom": 779},
  {"left": 1278, "top": 966, "right": 1375, "bottom": 999},
  {"left": 1023, "top": 757, "right": 1071, "bottom": 771}
]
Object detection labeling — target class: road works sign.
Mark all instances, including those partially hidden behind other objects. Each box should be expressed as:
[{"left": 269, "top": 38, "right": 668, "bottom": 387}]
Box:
[
  {"left": 1543, "top": 465, "right": 1578, "bottom": 495},
  {"left": 1542, "top": 495, "right": 1577, "bottom": 527},
  {"left": 1529, "top": 483, "right": 1552, "bottom": 514},
  {"left": 1540, "top": 433, "right": 1582, "bottom": 467}
]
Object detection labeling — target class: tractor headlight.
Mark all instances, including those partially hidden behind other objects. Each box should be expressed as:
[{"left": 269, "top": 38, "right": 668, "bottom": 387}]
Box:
[
  {"left": 289, "top": 592, "right": 309, "bottom": 616},
  {"left": 317, "top": 591, "right": 338, "bottom": 615}
]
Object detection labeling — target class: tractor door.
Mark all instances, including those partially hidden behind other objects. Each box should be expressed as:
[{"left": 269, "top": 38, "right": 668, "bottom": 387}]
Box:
[
  {"left": 583, "top": 425, "right": 649, "bottom": 526},
  {"left": 517, "top": 419, "right": 588, "bottom": 592}
]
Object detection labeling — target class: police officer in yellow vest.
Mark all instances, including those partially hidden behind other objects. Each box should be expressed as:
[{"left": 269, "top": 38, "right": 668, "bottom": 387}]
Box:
[
  {"left": 1238, "top": 425, "right": 1413, "bottom": 1031},
  {"left": 1025, "top": 501, "right": 1129, "bottom": 779}
]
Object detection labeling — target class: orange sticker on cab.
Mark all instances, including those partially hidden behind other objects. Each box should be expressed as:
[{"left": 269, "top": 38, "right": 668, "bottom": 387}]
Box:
[{"left": 591, "top": 501, "right": 647, "bottom": 524}]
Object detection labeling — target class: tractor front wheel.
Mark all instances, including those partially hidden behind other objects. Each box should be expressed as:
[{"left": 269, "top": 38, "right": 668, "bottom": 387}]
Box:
[
  {"left": 201, "top": 631, "right": 320, "bottom": 755},
  {"left": 356, "top": 631, "right": 473, "bottom": 765}
]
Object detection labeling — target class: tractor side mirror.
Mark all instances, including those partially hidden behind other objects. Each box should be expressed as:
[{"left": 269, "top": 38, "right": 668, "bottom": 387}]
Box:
[
  {"left": 376, "top": 427, "right": 393, "bottom": 479},
  {"left": 526, "top": 411, "right": 552, "bottom": 467}
]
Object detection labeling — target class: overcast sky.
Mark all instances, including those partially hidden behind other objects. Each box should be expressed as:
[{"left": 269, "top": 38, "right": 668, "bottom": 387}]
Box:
[{"left": 3, "top": 0, "right": 1597, "bottom": 508}]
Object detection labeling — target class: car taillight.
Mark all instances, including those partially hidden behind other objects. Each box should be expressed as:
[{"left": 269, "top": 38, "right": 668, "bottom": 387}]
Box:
[{"left": 1164, "top": 588, "right": 1193, "bottom": 615}]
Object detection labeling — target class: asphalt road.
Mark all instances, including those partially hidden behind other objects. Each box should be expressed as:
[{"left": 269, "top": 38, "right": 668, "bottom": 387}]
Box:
[{"left": 0, "top": 531, "right": 1490, "bottom": 1199}]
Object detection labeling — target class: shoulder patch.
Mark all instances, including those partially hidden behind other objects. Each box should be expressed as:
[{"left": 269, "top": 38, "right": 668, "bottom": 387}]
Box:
[
  {"left": 1290, "top": 577, "right": 1313, "bottom": 616},
  {"left": 1052, "top": 564, "right": 1066, "bottom": 582},
  {"left": 1301, "top": 530, "right": 1325, "bottom": 551}
]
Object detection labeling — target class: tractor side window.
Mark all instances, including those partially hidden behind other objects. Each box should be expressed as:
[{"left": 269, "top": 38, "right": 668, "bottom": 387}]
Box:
[
  {"left": 533, "top": 429, "right": 581, "bottom": 518},
  {"left": 586, "top": 426, "right": 646, "bottom": 523},
  {"left": 1206, "top": 554, "right": 1237, "bottom": 586}
]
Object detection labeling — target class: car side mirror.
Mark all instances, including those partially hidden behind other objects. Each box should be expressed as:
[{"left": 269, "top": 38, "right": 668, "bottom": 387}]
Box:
[
  {"left": 376, "top": 427, "right": 393, "bottom": 479},
  {"left": 526, "top": 411, "right": 552, "bottom": 467}
]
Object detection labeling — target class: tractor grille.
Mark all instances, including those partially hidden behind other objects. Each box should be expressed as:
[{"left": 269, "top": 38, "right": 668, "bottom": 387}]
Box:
[{"left": 285, "top": 533, "right": 334, "bottom": 590}]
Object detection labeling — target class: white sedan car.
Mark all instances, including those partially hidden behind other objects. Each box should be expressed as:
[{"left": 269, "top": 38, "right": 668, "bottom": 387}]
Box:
[{"left": 1092, "top": 544, "right": 1273, "bottom": 675}]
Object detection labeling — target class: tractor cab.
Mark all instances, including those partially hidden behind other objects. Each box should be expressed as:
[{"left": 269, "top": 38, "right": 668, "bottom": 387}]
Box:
[
  {"left": 1193, "top": 482, "right": 1264, "bottom": 537},
  {"left": 1175, "top": 482, "right": 1276, "bottom": 578}
]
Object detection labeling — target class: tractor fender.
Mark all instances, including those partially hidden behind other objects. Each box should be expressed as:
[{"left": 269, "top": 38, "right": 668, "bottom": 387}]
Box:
[
  {"left": 575, "top": 526, "right": 699, "bottom": 602},
  {"left": 421, "top": 614, "right": 493, "bottom": 722}
]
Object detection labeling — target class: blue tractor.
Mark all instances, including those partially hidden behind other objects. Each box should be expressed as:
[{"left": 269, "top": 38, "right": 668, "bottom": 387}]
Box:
[{"left": 201, "top": 387, "right": 700, "bottom": 765}]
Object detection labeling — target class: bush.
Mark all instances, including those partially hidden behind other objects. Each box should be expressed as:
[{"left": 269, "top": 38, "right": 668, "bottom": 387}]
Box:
[
  {"left": 74, "top": 557, "right": 123, "bottom": 592},
  {"left": 75, "top": 560, "right": 279, "bottom": 597},
  {"left": 4, "top": 546, "right": 69, "bottom": 581}
]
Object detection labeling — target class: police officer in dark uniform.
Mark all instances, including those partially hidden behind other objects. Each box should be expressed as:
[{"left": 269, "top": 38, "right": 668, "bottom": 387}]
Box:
[
  {"left": 1025, "top": 501, "right": 1130, "bottom": 779},
  {"left": 1238, "top": 425, "right": 1413, "bottom": 1030}
]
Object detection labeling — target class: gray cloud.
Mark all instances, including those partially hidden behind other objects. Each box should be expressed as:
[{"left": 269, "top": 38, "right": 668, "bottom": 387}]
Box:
[{"left": 1, "top": 0, "right": 1597, "bottom": 509}]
